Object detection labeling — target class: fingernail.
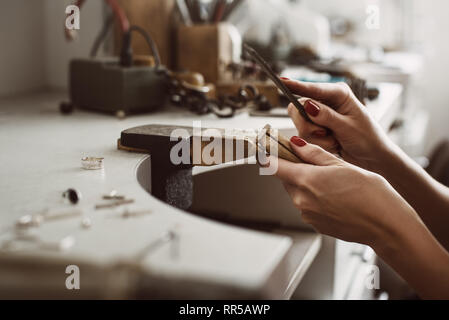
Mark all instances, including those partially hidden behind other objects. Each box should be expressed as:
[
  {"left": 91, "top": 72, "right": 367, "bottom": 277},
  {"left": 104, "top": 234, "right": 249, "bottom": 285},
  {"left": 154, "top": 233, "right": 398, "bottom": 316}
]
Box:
[
  {"left": 312, "top": 129, "right": 327, "bottom": 138},
  {"left": 305, "top": 100, "right": 320, "bottom": 117},
  {"left": 290, "top": 136, "right": 307, "bottom": 147},
  {"left": 259, "top": 156, "right": 271, "bottom": 168},
  {"left": 280, "top": 77, "right": 290, "bottom": 80}
]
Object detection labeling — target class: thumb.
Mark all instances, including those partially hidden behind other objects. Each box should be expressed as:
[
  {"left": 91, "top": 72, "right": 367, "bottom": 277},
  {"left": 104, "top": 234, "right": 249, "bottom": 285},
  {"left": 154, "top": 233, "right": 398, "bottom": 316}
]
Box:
[
  {"left": 299, "top": 98, "right": 348, "bottom": 133},
  {"left": 290, "top": 136, "right": 341, "bottom": 166}
]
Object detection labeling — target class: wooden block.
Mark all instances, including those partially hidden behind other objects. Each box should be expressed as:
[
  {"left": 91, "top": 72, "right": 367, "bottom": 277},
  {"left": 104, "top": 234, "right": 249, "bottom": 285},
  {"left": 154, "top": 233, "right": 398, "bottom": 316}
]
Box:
[
  {"left": 119, "top": 126, "right": 254, "bottom": 166},
  {"left": 260, "top": 125, "right": 303, "bottom": 164},
  {"left": 120, "top": 124, "right": 303, "bottom": 166},
  {"left": 116, "top": 0, "right": 175, "bottom": 68},
  {"left": 177, "top": 23, "right": 234, "bottom": 83}
]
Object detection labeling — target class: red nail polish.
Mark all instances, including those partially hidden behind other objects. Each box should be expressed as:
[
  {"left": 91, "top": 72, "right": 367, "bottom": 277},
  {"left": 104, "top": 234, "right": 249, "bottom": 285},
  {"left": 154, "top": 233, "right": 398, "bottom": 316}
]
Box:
[
  {"left": 305, "top": 100, "right": 320, "bottom": 117},
  {"left": 290, "top": 136, "right": 307, "bottom": 147},
  {"left": 312, "top": 130, "right": 327, "bottom": 138},
  {"left": 280, "top": 77, "right": 290, "bottom": 80}
]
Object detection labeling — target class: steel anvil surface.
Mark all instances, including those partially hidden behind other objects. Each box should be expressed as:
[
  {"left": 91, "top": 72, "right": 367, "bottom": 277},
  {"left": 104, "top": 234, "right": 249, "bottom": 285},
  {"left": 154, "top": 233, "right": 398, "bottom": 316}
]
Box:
[{"left": 120, "top": 124, "right": 256, "bottom": 209}]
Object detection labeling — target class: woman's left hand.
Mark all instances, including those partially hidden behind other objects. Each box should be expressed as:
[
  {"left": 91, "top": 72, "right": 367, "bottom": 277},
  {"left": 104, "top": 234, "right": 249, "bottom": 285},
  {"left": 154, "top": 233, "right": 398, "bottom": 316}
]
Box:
[{"left": 273, "top": 136, "right": 420, "bottom": 249}]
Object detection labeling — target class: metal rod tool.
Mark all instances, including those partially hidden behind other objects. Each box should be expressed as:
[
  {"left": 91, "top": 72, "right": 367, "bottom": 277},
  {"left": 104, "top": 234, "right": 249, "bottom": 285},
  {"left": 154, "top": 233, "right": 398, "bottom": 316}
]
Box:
[{"left": 243, "top": 43, "right": 314, "bottom": 124}]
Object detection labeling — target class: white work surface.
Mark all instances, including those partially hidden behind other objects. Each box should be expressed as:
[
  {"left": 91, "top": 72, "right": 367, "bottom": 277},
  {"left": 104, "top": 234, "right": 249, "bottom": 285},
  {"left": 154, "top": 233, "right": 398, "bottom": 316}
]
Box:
[{"left": 0, "top": 83, "right": 402, "bottom": 299}]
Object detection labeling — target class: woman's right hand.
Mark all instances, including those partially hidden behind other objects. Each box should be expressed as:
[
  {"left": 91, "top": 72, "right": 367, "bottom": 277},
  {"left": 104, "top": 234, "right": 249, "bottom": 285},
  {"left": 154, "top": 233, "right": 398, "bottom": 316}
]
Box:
[{"left": 281, "top": 79, "right": 396, "bottom": 172}]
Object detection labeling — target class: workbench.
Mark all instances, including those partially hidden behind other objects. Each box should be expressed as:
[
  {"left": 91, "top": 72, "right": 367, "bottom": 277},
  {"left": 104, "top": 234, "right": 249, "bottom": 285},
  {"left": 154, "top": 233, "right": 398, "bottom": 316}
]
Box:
[{"left": 0, "top": 83, "right": 402, "bottom": 299}]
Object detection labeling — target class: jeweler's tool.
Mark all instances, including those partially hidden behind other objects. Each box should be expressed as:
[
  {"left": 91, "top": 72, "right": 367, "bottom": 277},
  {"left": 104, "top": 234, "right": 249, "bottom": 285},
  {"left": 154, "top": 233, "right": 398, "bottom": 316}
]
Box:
[
  {"left": 176, "top": 0, "right": 193, "bottom": 25},
  {"left": 95, "top": 199, "right": 134, "bottom": 210},
  {"left": 211, "top": 0, "right": 227, "bottom": 22},
  {"left": 258, "top": 124, "right": 303, "bottom": 163},
  {"left": 243, "top": 44, "right": 314, "bottom": 124},
  {"left": 223, "top": 0, "right": 244, "bottom": 21}
]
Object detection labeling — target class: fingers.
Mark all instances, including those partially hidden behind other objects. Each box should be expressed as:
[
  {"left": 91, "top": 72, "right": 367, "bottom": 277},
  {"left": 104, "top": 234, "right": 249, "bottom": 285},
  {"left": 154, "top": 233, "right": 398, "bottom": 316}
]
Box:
[
  {"left": 301, "top": 211, "right": 336, "bottom": 236},
  {"left": 273, "top": 157, "right": 311, "bottom": 186},
  {"left": 301, "top": 210, "right": 320, "bottom": 225},
  {"left": 273, "top": 138, "right": 340, "bottom": 191},
  {"left": 282, "top": 79, "right": 351, "bottom": 106},
  {"left": 288, "top": 104, "right": 340, "bottom": 153},
  {"left": 306, "top": 136, "right": 340, "bottom": 154},
  {"left": 283, "top": 182, "right": 324, "bottom": 218},
  {"left": 297, "top": 98, "right": 349, "bottom": 133},
  {"left": 282, "top": 183, "right": 315, "bottom": 213},
  {"left": 287, "top": 103, "right": 323, "bottom": 135},
  {"left": 290, "top": 137, "right": 341, "bottom": 166},
  {"left": 282, "top": 181, "right": 296, "bottom": 196}
]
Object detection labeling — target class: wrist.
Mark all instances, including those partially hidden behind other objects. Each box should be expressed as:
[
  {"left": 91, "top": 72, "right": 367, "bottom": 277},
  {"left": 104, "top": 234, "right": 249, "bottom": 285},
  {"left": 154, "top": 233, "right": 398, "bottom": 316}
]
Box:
[
  {"left": 368, "top": 189, "right": 421, "bottom": 259},
  {"left": 370, "top": 217, "right": 410, "bottom": 261},
  {"left": 371, "top": 202, "right": 429, "bottom": 263},
  {"left": 371, "top": 210, "right": 449, "bottom": 299},
  {"left": 367, "top": 140, "right": 404, "bottom": 178}
]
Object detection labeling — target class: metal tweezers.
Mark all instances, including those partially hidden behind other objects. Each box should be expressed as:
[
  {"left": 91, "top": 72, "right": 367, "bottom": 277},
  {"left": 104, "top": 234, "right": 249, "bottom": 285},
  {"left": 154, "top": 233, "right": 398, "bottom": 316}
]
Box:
[{"left": 243, "top": 43, "right": 314, "bottom": 124}]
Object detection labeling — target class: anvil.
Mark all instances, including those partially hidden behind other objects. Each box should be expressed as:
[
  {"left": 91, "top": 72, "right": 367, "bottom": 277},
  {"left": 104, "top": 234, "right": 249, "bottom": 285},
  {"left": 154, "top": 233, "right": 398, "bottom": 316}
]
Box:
[{"left": 119, "top": 124, "right": 302, "bottom": 209}]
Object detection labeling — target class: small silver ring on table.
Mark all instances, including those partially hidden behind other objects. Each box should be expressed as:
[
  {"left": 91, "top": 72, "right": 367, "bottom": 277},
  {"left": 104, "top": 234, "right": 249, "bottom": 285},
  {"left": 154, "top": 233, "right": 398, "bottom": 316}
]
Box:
[{"left": 81, "top": 157, "right": 104, "bottom": 170}]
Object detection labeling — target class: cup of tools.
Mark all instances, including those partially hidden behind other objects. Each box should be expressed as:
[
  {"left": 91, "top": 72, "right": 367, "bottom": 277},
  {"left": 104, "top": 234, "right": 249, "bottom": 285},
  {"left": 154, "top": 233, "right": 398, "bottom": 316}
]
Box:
[{"left": 176, "top": 23, "right": 241, "bottom": 84}]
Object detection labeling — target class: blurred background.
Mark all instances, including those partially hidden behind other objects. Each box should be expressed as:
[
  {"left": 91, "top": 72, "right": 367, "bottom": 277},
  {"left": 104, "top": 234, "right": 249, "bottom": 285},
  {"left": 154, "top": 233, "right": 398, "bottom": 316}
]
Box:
[
  {"left": 1, "top": 0, "right": 448, "bottom": 156},
  {"left": 1, "top": 0, "right": 449, "bottom": 300}
]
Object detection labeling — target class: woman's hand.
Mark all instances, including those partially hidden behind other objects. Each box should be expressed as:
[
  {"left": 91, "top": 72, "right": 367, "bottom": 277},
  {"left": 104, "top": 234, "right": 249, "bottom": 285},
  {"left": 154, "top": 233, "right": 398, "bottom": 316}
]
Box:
[
  {"left": 273, "top": 136, "right": 420, "bottom": 248},
  {"left": 273, "top": 137, "right": 449, "bottom": 299},
  {"left": 281, "top": 79, "right": 395, "bottom": 171}
]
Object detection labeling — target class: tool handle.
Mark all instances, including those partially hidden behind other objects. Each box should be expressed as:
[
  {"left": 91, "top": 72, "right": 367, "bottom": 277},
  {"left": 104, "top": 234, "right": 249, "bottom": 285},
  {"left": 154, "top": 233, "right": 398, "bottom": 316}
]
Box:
[{"left": 259, "top": 125, "right": 303, "bottom": 163}]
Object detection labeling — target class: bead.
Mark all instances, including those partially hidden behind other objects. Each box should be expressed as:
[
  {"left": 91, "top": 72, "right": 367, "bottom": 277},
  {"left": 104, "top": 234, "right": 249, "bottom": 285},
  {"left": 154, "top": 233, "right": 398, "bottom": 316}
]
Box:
[{"left": 63, "top": 188, "right": 81, "bottom": 204}]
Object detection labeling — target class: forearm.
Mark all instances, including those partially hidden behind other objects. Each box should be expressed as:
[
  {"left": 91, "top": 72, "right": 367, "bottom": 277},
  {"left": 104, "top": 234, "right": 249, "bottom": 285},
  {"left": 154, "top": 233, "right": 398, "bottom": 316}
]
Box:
[
  {"left": 374, "top": 214, "right": 449, "bottom": 299},
  {"left": 375, "top": 143, "right": 449, "bottom": 249}
]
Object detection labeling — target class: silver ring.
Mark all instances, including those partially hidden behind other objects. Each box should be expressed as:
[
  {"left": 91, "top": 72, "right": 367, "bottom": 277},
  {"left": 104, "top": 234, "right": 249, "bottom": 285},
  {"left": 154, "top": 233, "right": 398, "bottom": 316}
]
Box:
[{"left": 81, "top": 157, "right": 104, "bottom": 170}]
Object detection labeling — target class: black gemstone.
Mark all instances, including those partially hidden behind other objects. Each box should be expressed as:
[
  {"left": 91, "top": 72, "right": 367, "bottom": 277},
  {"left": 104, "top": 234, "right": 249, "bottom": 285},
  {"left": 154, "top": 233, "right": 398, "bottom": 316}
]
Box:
[{"left": 64, "top": 188, "right": 80, "bottom": 204}]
